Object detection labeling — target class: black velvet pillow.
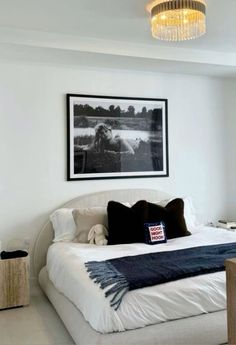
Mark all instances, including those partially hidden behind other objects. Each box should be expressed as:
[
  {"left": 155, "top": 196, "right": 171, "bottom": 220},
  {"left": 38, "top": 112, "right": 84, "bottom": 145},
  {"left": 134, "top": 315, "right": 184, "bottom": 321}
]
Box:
[
  {"left": 138, "top": 199, "right": 191, "bottom": 240},
  {"left": 107, "top": 198, "right": 191, "bottom": 245},
  {"left": 107, "top": 201, "right": 145, "bottom": 245}
]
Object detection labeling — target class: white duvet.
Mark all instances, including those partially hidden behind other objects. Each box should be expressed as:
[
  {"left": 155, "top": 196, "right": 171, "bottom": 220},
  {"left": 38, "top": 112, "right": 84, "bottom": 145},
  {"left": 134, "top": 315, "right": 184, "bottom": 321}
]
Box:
[{"left": 46, "top": 226, "right": 236, "bottom": 333}]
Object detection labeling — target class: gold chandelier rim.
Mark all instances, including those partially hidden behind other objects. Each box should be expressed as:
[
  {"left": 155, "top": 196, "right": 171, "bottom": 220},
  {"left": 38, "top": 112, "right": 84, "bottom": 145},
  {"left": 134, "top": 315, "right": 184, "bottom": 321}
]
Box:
[
  {"left": 151, "top": 1, "right": 206, "bottom": 18},
  {"left": 147, "top": 0, "right": 206, "bottom": 14}
]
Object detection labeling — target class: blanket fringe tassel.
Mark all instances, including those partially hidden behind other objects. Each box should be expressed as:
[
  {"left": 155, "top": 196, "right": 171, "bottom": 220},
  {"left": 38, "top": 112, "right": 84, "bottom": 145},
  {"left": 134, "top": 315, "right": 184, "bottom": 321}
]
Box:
[{"left": 85, "top": 261, "right": 129, "bottom": 310}]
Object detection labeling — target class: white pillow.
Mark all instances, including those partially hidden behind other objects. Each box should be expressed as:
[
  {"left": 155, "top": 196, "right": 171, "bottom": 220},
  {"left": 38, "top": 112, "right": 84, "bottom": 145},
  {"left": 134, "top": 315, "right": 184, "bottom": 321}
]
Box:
[
  {"left": 50, "top": 203, "right": 130, "bottom": 244},
  {"left": 182, "top": 197, "right": 197, "bottom": 228},
  {"left": 50, "top": 208, "right": 77, "bottom": 242}
]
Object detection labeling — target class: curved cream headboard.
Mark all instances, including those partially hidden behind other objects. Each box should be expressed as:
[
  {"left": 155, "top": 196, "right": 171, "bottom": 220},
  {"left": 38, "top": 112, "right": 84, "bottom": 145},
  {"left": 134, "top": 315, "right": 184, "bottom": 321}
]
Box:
[{"left": 33, "top": 188, "right": 172, "bottom": 277}]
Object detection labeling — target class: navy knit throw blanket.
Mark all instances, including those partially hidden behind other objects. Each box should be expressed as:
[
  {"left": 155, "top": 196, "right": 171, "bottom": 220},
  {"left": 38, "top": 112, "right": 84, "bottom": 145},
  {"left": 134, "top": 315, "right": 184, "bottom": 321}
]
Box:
[{"left": 85, "top": 242, "right": 236, "bottom": 310}]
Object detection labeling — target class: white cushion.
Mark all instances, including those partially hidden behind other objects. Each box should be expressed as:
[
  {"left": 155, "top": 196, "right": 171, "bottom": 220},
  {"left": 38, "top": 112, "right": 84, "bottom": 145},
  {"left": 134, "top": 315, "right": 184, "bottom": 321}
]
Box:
[
  {"left": 50, "top": 208, "right": 77, "bottom": 242},
  {"left": 182, "top": 197, "right": 197, "bottom": 228},
  {"left": 50, "top": 203, "right": 130, "bottom": 244}
]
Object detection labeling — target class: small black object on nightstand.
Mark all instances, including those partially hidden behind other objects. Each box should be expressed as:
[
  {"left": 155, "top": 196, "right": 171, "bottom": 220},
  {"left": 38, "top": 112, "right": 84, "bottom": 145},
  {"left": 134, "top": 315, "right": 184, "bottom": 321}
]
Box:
[{"left": 0, "top": 250, "right": 28, "bottom": 260}]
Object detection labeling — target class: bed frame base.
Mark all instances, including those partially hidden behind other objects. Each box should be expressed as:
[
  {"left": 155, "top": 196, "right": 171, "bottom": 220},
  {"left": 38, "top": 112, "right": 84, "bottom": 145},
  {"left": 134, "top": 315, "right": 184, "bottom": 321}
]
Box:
[{"left": 39, "top": 267, "right": 227, "bottom": 345}]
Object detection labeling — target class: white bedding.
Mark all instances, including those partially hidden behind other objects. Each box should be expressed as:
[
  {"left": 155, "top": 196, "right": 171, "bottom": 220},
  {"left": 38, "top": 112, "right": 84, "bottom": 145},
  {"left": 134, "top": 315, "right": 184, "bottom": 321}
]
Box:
[{"left": 46, "top": 226, "right": 236, "bottom": 333}]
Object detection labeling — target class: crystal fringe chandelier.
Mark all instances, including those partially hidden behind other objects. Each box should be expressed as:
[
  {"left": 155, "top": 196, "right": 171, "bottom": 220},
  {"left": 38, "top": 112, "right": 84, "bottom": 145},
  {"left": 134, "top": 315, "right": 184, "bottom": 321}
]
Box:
[{"left": 147, "top": 0, "right": 206, "bottom": 41}]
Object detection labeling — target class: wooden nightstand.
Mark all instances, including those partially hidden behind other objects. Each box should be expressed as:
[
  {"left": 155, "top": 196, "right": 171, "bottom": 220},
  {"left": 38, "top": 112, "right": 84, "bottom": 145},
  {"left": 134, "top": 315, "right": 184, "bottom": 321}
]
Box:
[
  {"left": 0, "top": 256, "right": 30, "bottom": 309},
  {"left": 225, "top": 258, "right": 236, "bottom": 345}
]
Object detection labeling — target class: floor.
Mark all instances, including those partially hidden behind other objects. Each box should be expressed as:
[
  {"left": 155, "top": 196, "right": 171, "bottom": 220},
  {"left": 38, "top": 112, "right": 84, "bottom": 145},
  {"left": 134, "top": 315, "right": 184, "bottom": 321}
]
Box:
[{"left": 0, "top": 281, "right": 75, "bottom": 345}]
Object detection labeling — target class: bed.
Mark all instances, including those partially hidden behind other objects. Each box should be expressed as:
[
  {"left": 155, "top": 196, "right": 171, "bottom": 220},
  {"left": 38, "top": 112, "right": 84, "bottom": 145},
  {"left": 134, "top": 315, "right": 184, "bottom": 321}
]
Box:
[{"left": 34, "top": 188, "right": 231, "bottom": 345}]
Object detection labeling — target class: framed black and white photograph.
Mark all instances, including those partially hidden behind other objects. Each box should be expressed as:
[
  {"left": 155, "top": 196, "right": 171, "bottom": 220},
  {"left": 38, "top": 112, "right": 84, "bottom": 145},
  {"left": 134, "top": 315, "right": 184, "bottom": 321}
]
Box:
[{"left": 67, "top": 94, "right": 168, "bottom": 180}]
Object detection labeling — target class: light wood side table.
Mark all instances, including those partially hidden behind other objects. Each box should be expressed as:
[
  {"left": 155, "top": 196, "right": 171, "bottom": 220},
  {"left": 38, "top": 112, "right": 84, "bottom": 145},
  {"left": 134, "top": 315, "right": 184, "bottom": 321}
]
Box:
[
  {"left": 225, "top": 258, "right": 236, "bottom": 345},
  {"left": 0, "top": 256, "right": 30, "bottom": 309}
]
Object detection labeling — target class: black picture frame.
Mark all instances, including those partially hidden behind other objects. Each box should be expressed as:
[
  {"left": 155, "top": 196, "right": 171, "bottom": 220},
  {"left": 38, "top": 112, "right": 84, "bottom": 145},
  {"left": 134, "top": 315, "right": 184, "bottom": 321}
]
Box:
[{"left": 67, "top": 94, "right": 169, "bottom": 181}]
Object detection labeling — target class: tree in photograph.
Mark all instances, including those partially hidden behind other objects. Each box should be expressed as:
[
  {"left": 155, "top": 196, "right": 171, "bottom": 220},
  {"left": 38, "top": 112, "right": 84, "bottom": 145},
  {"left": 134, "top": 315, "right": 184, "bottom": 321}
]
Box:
[
  {"left": 127, "top": 105, "right": 135, "bottom": 117},
  {"left": 109, "top": 105, "right": 115, "bottom": 116},
  {"left": 141, "top": 106, "right": 147, "bottom": 116},
  {"left": 114, "top": 106, "right": 121, "bottom": 117},
  {"left": 74, "top": 104, "right": 85, "bottom": 116},
  {"left": 75, "top": 116, "right": 89, "bottom": 128},
  {"left": 83, "top": 104, "right": 94, "bottom": 116}
]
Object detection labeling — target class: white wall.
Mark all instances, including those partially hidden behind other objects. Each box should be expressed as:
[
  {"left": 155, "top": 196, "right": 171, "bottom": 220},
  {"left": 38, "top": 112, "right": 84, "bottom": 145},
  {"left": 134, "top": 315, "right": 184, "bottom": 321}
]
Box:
[
  {"left": 0, "top": 60, "right": 228, "bottom": 261},
  {"left": 223, "top": 79, "right": 236, "bottom": 219}
]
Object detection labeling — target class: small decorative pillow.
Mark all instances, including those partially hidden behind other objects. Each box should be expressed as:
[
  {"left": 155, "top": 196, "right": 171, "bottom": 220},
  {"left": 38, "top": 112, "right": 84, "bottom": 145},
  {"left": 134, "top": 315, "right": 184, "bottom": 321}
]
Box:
[
  {"left": 50, "top": 208, "right": 77, "bottom": 242},
  {"left": 72, "top": 207, "right": 107, "bottom": 243},
  {"left": 144, "top": 221, "right": 167, "bottom": 245}
]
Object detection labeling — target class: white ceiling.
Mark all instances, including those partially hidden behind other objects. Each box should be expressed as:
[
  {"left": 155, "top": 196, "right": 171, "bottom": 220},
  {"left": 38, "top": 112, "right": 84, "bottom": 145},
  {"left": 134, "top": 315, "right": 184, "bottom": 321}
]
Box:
[{"left": 0, "top": 0, "right": 236, "bottom": 77}]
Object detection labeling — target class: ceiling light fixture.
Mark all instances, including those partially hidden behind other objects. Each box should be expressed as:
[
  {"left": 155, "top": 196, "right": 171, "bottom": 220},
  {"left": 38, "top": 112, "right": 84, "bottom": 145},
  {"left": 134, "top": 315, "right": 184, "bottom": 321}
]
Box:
[{"left": 147, "top": 0, "right": 206, "bottom": 41}]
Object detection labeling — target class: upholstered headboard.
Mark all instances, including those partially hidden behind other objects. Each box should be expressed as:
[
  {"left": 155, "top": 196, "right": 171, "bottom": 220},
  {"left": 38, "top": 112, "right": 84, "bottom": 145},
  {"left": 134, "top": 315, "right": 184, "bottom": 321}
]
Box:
[{"left": 33, "top": 188, "right": 172, "bottom": 277}]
